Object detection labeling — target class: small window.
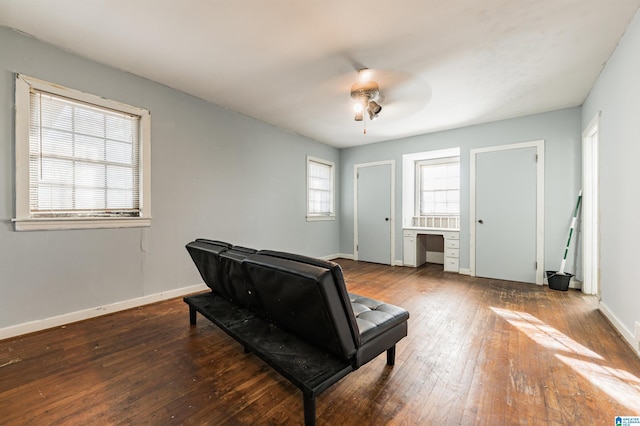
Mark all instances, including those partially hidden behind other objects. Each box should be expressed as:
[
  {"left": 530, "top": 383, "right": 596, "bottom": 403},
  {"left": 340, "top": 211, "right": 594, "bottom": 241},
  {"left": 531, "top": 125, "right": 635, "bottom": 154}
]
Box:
[
  {"left": 13, "top": 75, "right": 151, "bottom": 231},
  {"left": 414, "top": 156, "right": 460, "bottom": 229},
  {"left": 306, "top": 156, "right": 335, "bottom": 221}
]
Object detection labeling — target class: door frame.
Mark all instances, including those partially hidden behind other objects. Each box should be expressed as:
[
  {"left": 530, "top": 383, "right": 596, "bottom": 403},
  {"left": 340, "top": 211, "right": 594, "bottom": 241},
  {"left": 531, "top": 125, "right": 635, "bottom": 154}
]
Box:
[
  {"left": 354, "top": 160, "right": 395, "bottom": 264},
  {"left": 470, "top": 140, "right": 545, "bottom": 284},
  {"left": 582, "top": 112, "right": 600, "bottom": 296}
]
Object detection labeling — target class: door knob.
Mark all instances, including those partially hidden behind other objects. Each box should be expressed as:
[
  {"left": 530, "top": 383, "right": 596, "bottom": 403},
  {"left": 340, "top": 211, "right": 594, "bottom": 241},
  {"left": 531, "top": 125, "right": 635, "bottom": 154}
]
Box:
[
  {"left": 385, "top": 218, "right": 390, "bottom": 221},
  {"left": 478, "top": 219, "right": 484, "bottom": 224}
]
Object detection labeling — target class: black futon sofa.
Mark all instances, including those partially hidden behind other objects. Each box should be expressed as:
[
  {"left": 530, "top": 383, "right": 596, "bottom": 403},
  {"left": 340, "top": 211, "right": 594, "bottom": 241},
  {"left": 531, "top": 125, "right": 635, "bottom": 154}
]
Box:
[{"left": 184, "top": 239, "right": 410, "bottom": 425}]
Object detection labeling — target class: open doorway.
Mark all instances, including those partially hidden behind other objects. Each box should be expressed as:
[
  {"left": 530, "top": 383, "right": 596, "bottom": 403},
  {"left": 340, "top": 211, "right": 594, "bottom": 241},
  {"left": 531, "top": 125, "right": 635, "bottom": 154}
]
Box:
[{"left": 582, "top": 113, "right": 600, "bottom": 296}]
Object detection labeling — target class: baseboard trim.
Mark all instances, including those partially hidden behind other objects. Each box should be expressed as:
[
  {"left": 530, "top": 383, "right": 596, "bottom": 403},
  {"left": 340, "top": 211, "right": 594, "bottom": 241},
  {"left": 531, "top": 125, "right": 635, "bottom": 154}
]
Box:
[
  {"left": 324, "top": 253, "right": 354, "bottom": 261},
  {"left": 569, "top": 278, "right": 582, "bottom": 290},
  {"left": 458, "top": 268, "right": 471, "bottom": 275},
  {"left": 325, "top": 253, "right": 403, "bottom": 266},
  {"left": 0, "top": 283, "right": 209, "bottom": 341},
  {"left": 599, "top": 300, "right": 640, "bottom": 359}
]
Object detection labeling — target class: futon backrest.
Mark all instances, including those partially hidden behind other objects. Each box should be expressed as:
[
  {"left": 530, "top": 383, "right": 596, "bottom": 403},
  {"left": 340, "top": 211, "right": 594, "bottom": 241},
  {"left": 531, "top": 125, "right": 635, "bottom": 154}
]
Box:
[
  {"left": 186, "top": 240, "right": 231, "bottom": 298},
  {"left": 257, "top": 250, "right": 361, "bottom": 347},
  {"left": 219, "top": 246, "right": 265, "bottom": 316},
  {"left": 243, "top": 252, "right": 358, "bottom": 360}
]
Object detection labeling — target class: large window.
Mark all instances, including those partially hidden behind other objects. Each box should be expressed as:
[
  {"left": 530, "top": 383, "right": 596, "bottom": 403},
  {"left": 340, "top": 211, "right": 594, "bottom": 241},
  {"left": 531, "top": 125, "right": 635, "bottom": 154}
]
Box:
[
  {"left": 13, "top": 74, "right": 151, "bottom": 231},
  {"left": 306, "top": 156, "right": 335, "bottom": 221}
]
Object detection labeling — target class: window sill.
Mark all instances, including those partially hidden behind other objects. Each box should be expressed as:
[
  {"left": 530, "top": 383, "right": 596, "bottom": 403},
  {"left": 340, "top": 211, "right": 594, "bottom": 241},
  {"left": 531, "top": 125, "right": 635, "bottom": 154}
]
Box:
[
  {"left": 306, "top": 215, "right": 336, "bottom": 222},
  {"left": 12, "top": 217, "right": 152, "bottom": 231}
]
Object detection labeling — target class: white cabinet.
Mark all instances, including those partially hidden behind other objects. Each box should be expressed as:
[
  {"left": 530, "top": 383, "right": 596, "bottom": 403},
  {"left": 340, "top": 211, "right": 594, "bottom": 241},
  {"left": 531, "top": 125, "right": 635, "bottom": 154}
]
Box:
[
  {"left": 402, "top": 231, "right": 417, "bottom": 267},
  {"left": 402, "top": 230, "right": 426, "bottom": 267},
  {"left": 403, "top": 228, "right": 460, "bottom": 273},
  {"left": 443, "top": 232, "right": 460, "bottom": 272}
]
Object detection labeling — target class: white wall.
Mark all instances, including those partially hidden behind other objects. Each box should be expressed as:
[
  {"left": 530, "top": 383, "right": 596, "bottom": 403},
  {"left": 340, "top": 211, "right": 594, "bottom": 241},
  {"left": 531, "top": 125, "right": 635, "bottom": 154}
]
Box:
[
  {"left": 0, "top": 27, "right": 340, "bottom": 333},
  {"left": 582, "top": 9, "right": 640, "bottom": 352},
  {"left": 340, "top": 108, "right": 582, "bottom": 276}
]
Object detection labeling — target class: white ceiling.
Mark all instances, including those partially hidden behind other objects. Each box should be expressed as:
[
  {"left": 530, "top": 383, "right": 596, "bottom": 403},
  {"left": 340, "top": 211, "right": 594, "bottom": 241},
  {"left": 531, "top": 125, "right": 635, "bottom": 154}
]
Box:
[{"left": 1, "top": 1, "right": 639, "bottom": 148}]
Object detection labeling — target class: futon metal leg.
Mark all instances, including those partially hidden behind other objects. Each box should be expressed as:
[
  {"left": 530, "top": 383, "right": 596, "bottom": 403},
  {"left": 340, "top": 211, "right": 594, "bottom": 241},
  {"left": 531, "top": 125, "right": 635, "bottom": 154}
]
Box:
[
  {"left": 189, "top": 305, "right": 197, "bottom": 325},
  {"left": 303, "top": 391, "right": 316, "bottom": 426},
  {"left": 386, "top": 345, "right": 396, "bottom": 366}
]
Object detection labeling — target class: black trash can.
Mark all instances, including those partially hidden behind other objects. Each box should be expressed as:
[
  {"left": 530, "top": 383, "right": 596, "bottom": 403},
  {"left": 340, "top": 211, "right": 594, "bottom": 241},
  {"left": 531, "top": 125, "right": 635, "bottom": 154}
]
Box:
[{"left": 546, "top": 271, "right": 572, "bottom": 291}]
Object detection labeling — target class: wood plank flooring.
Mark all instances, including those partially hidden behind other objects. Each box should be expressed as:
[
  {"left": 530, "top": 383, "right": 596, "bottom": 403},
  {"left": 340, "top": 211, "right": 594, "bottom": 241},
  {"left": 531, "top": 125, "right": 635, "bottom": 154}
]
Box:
[{"left": 1, "top": 260, "right": 639, "bottom": 425}]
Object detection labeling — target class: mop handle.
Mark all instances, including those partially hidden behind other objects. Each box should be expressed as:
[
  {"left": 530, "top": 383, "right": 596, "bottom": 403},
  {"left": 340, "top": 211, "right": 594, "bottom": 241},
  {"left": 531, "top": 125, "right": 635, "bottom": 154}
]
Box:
[{"left": 559, "top": 190, "right": 582, "bottom": 274}]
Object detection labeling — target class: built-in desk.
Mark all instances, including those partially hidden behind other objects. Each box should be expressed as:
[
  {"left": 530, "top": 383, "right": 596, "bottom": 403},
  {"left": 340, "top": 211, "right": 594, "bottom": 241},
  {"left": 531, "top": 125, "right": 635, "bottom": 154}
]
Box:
[{"left": 403, "top": 228, "right": 460, "bottom": 272}]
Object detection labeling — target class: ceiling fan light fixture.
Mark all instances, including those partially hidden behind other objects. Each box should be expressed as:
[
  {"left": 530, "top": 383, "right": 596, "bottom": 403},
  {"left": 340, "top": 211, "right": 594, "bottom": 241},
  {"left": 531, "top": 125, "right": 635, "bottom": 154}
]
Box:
[
  {"left": 353, "top": 94, "right": 368, "bottom": 120},
  {"left": 350, "top": 81, "right": 379, "bottom": 102},
  {"left": 350, "top": 78, "right": 382, "bottom": 126},
  {"left": 367, "top": 100, "right": 382, "bottom": 120},
  {"left": 357, "top": 68, "right": 373, "bottom": 82}
]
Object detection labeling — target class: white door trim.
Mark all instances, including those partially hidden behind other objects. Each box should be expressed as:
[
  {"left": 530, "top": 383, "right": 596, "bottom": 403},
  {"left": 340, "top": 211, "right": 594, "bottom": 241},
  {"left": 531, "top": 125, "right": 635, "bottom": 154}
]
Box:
[
  {"left": 354, "top": 160, "right": 396, "bottom": 264},
  {"left": 582, "top": 112, "right": 601, "bottom": 296},
  {"left": 470, "top": 140, "right": 545, "bottom": 284}
]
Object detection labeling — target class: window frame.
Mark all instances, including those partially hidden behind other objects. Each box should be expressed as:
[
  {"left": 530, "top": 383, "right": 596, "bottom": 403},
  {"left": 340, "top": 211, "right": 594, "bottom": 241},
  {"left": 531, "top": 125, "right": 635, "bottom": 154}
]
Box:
[
  {"left": 402, "top": 148, "right": 461, "bottom": 230},
  {"left": 306, "top": 155, "right": 335, "bottom": 221},
  {"left": 13, "top": 74, "right": 152, "bottom": 231},
  {"left": 415, "top": 156, "right": 460, "bottom": 217}
]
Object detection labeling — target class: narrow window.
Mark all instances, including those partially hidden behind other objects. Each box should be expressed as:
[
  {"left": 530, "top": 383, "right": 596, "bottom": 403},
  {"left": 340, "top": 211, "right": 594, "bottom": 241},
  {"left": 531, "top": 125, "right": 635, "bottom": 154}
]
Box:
[
  {"left": 306, "top": 156, "right": 335, "bottom": 220},
  {"left": 414, "top": 156, "right": 460, "bottom": 229}
]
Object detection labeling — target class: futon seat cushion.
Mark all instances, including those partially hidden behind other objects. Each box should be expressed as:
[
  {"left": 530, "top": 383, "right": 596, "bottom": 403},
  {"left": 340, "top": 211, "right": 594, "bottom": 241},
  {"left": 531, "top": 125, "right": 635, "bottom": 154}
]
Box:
[{"left": 349, "top": 294, "right": 410, "bottom": 344}]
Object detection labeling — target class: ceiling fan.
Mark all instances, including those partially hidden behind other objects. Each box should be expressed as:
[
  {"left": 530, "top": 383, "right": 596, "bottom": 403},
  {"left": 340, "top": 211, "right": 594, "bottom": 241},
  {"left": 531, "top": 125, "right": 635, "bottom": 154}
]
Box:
[
  {"left": 350, "top": 68, "right": 382, "bottom": 123},
  {"left": 307, "top": 56, "right": 431, "bottom": 135}
]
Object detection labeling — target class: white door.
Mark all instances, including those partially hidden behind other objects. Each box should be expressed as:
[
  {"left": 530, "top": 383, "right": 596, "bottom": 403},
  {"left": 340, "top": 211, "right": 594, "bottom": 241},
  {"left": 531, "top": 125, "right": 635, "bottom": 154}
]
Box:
[
  {"left": 355, "top": 162, "right": 393, "bottom": 265},
  {"left": 472, "top": 143, "right": 543, "bottom": 284}
]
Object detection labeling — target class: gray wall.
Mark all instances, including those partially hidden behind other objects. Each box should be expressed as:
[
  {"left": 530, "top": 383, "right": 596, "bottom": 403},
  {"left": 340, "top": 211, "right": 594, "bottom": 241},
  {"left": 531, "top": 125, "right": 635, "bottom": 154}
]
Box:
[
  {"left": 339, "top": 108, "right": 582, "bottom": 275},
  {"left": 0, "top": 27, "right": 340, "bottom": 329},
  {"left": 4, "top": 14, "right": 637, "bottom": 349},
  {"left": 582, "top": 9, "right": 640, "bottom": 343}
]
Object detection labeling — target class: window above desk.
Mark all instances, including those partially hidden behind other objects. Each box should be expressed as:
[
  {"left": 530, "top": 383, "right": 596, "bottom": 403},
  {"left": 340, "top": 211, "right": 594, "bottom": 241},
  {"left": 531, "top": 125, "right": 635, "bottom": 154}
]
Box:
[{"left": 402, "top": 147, "right": 460, "bottom": 231}]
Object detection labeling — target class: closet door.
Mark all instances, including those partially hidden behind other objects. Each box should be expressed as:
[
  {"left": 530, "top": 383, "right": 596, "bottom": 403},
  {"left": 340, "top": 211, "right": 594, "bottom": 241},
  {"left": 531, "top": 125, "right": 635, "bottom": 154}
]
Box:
[
  {"left": 355, "top": 162, "right": 393, "bottom": 265},
  {"left": 473, "top": 144, "right": 541, "bottom": 284}
]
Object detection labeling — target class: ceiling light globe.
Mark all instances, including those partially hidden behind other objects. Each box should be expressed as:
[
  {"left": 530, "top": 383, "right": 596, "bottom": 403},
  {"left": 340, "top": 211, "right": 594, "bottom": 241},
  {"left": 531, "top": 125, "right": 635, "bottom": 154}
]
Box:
[{"left": 358, "top": 68, "right": 372, "bottom": 82}]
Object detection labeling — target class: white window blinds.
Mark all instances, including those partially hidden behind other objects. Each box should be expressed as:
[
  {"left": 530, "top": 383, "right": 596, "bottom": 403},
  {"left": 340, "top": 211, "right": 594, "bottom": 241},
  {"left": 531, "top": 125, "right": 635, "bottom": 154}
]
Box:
[
  {"left": 307, "top": 158, "right": 333, "bottom": 216},
  {"left": 28, "top": 90, "right": 141, "bottom": 217}
]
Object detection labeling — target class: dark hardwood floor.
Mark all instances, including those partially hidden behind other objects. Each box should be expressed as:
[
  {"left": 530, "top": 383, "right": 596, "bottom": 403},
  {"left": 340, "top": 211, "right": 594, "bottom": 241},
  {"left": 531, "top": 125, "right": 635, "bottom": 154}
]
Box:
[{"left": 1, "top": 260, "right": 639, "bottom": 425}]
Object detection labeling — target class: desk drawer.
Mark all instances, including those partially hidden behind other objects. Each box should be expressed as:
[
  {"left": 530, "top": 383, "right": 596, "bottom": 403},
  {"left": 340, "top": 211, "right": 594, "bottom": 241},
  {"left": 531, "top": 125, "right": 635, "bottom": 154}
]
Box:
[
  {"left": 445, "top": 239, "right": 459, "bottom": 249},
  {"left": 444, "top": 258, "right": 459, "bottom": 272},
  {"left": 446, "top": 248, "right": 460, "bottom": 259}
]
